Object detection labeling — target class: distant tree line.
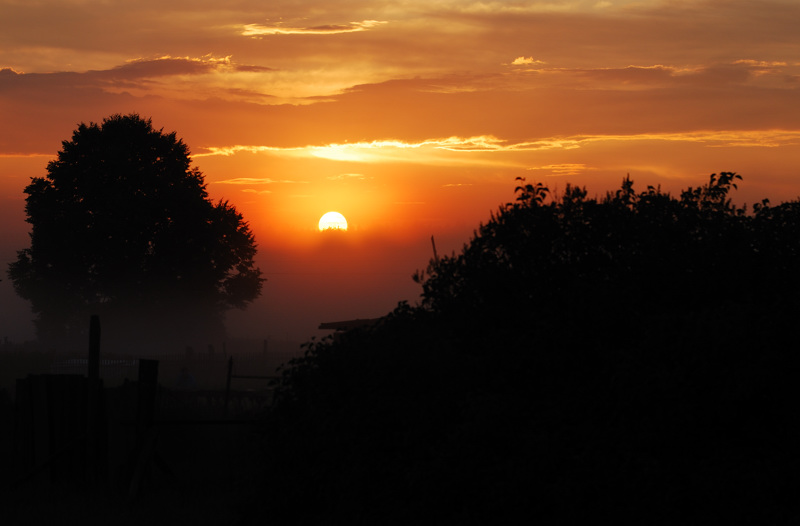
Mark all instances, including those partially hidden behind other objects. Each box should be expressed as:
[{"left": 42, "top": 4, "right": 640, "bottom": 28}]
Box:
[{"left": 256, "top": 173, "right": 800, "bottom": 524}]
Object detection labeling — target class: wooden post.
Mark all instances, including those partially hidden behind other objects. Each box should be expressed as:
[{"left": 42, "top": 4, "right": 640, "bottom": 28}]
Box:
[
  {"left": 136, "top": 359, "right": 159, "bottom": 434},
  {"left": 224, "top": 356, "right": 233, "bottom": 418},
  {"left": 128, "top": 359, "right": 159, "bottom": 500},
  {"left": 88, "top": 315, "right": 100, "bottom": 382},
  {"left": 86, "top": 314, "right": 101, "bottom": 484}
]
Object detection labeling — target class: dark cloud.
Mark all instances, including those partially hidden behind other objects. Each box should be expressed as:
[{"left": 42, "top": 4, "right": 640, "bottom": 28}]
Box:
[
  {"left": 575, "top": 65, "right": 677, "bottom": 85},
  {"left": 572, "top": 62, "right": 773, "bottom": 87},
  {"left": 0, "top": 57, "right": 273, "bottom": 97},
  {"left": 107, "top": 58, "right": 215, "bottom": 79},
  {"left": 234, "top": 64, "right": 275, "bottom": 73}
]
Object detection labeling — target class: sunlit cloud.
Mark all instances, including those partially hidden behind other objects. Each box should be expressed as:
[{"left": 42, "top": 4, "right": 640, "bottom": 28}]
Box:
[
  {"left": 196, "top": 146, "right": 304, "bottom": 157},
  {"left": 242, "top": 189, "right": 272, "bottom": 194},
  {"left": 309, "top": 140, "right": 424, "bottom": 162},
  {"left": 529, "top": 130, "right": 800, "bottom": 150},
  {"left": 199, "top": 130, "right": 800, "bottom": 168},
  {"left": 733, "top": 59, "right": 787, "bottom": 67},
  {"left": 452, "top": 0, "right": 633, "bottom": 14},
  {"left": 502, "top": 60, "right": 800, "bottom": 91},
  {"left": 511, "top": 56, "right": 546, "bottom": 66},
  {"left": 327, "top": 173, "right": 370, "bottom": 181},
  {"left": 214, "top": 177, "right": 307, "bottom": 185},
  {"left": 242, "top": 20, "right": 387, "bottom": 36},
  {"left": 528, "top": 164, "right": 588, "bottom": 176}
]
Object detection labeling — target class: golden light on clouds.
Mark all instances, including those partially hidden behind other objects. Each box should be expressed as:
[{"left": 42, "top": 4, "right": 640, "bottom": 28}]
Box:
[
  {"left": 511, "top": 57, "right": 546, "bottom": 66},
  {"left": 195, "top": 130, "right": 800, "bottom": 167},
  {"left": 242, "top": 20, "right": 387, "bottom": 36}
]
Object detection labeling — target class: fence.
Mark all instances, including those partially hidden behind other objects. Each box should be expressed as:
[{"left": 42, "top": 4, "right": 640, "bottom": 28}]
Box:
[
  {"left": 45, "top": 348, "right": 302, "bottom": 389},
  {"left": 4, "top": 316, "right": 312, "bottom": 522}
]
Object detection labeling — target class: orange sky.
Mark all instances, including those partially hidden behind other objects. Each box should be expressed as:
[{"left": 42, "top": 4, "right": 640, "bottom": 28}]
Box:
[{"left": 2, "top": 0, "right": 800, "bottom": 345}]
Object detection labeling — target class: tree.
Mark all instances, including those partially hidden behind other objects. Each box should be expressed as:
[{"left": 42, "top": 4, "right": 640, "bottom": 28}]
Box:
[{"left": 7, "top": 114, "right": 264, "bottom": 349}]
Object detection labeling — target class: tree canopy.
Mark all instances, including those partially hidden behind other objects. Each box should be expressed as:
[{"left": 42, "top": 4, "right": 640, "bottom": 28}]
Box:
[
  {"left": 256, "top": 173, "right": 800, "bottom": 524},
  {"left": 7, "top": 114, "right": 263, "bottom": 349},
  {"left": 415, "top": 172, "right": 800, "bottom": 332}
]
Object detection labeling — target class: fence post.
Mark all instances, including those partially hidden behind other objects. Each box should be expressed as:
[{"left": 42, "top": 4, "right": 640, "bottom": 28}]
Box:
[
  {"left": 136, "top": 359, "right": 159, "bottom": 434},
  {"left": 128, "top": 358, "right": 159, "bottom": 501},
  {"left": 86, "top": 314, "right": 101, "bottom": 484},
  {"left": 224, "top": 356, "right": 233, "bottom": 418}
]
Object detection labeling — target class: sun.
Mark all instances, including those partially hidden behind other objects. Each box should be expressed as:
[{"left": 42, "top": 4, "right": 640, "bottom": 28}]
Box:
[{"left": 318, "top": 211, "right": 348, "bottom": 231}]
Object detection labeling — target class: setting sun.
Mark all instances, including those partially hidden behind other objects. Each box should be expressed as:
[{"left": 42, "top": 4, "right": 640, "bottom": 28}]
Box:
[{"left": 318, "top": 211, "right": 348, "bottom": 231}]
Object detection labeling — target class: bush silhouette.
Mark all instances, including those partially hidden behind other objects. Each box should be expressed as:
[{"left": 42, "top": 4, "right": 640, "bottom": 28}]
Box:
[
  {"left": 7, "top": 114, "right": 264, "bottom": 349},
  {"left": 259, "top": 174, "right": 800, "bottom": 524}
]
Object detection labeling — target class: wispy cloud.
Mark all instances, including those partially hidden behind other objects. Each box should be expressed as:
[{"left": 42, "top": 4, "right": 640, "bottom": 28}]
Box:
[
  {"left": 22, "top": 124, "right": 789, "bottom": 165},
  {"left": 196, "top": 146, "right": 304, "bottom": 157},
  {"left": 511, "top": 56, "right": 546, "bottom": 66},
  {"left": 327, "top": 173, "right": 370, "bottom": 181},
  {"left": 214, "top": 177, "right": 307, "bottom": 185},
  {"left": 199, "top": 130, "right": 800, "bottom": 167},
  {"left": 527, "top": 164, "right": 588, "bottom": 176},
  {"left": 242, "top": 20, "right": 387, "bottom": 36}
]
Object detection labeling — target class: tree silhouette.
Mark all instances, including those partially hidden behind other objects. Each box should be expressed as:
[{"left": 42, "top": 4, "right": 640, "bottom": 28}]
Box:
[
  {"left": 257, "top": 174, "right": 800, "bottom": 524},
  {"left": 7, "top": 114, "right": 263, "bottom": 348}
]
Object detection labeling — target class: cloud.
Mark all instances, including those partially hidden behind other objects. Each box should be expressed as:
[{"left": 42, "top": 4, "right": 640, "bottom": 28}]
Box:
[
  {"left": 572, "top": 64, "right": 681, "bottom": 85},
  {"left": 28, "top": 125, "right": 800, "bottom": 175},
  {"left": 197, "top": 130, "right": 800, "bottom": 169},
  {"left": 242, "top": 20, "right": 387, "bottom": 36},
  {"left": 196, "top": 145, "right": 301, "bottom": 157},
  {"left": 327, "top": 173, "right": 370, "bottom": 181},
  {"left": 528, "top": 163, "right": 588, "bottom": 176},
  {"left": 0, "top": 55, "right": 271, "bottom": 94},
  {"left": 733, "top": 59, "right": 787, "bottom": 68},
  {"left": 214, "top": 177, "right": 306, "bottom": 185},
  {"left": 503, "top": 60, "right": 800, "bottom": 92},
  {"left": 511, "top": 56, "right": 546, "bottom": 66},
  {"left": 110, "top": 56, "right": 228, "bottom": 78}
]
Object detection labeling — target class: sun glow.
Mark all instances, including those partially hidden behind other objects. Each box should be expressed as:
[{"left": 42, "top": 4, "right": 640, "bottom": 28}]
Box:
[{"left": 319, "top": 211, "right": 348, "bottom": 231}]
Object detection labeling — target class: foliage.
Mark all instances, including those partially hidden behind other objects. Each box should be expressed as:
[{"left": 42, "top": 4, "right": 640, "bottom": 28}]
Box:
[
  {"left": 7, "top": 114, "right": 263, "bottom": 348},
  {"left": 257, "top": 173, "right": 800, "bottom": 524},
  {"left": 415, "top": 172, "right": 800, "bottom": 329}
]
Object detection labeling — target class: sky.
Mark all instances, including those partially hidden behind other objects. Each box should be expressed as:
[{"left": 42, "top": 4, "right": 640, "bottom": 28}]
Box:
[{"left": 2, "top": 0, "right": 800, "bottom": 347}]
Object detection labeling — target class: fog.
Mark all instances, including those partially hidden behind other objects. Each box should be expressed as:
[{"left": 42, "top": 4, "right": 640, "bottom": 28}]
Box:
[
  {"left": 226, "top": 229, "right": 461, "bottom": 346},
  {"left": 0, "top": 208, "right": 473, "bottom": 352}
]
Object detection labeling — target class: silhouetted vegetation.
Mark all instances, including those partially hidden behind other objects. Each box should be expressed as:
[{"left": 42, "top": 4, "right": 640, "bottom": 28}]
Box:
[
  {"left": 7, "top": 114, "right": 263, "bottom": 350},
  {"left": 258, "top": 173, "right": 800, "bottom": 524}
]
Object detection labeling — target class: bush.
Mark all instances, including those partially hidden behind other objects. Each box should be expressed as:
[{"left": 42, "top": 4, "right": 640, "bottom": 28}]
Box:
[{"left": 256, "top": 174, "right": 800, "bottom": 524}]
